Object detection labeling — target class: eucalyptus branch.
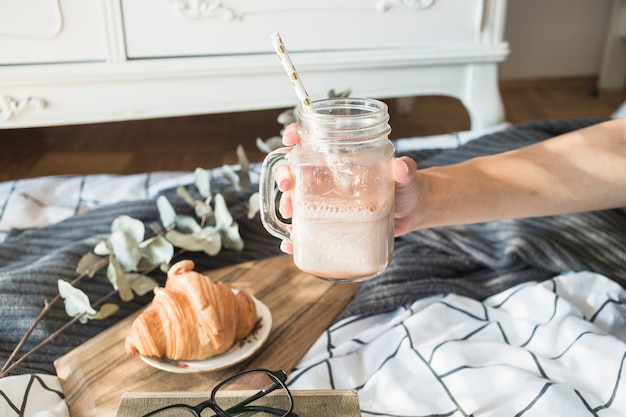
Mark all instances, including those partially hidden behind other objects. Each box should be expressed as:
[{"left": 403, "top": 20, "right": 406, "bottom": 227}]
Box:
[
  {"left": 0, "top": 255, "right": 179, "bottom": 379},
  {"left": 1, "top": 120, "right": 283, "bottom": 376},
  {"left": 0, "top": 257, "right": 109, "bottom": 375},
  {"left": 0, "top": 204, "right": 241, "bottom": 378},
  {"left": 0, "top": 285, "right": 117, "bottom": 378}
]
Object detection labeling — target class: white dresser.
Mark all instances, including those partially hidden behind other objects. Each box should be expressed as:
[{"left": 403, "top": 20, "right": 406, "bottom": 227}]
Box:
[{"left": 0, "top": 0, "right": 509, "bottom": 130}]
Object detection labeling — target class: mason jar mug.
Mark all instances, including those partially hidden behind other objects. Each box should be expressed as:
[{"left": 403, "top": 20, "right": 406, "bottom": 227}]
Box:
[{"left": 259, "top": 98, "right": 395, "bottom": 282}]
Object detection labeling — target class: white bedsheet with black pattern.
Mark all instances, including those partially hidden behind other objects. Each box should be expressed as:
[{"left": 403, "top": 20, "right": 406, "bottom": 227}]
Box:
[{"left": 289, "top": 272, "right": 626, "bottom": 416}]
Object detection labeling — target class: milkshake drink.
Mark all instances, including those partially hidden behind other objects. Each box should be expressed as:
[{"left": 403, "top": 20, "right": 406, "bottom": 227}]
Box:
[
  {"left": 259, "top": 98, "right": 395, "bottom": 282},
  {"left": 291, "top": 163, "right": 394, "bottom": 280}
]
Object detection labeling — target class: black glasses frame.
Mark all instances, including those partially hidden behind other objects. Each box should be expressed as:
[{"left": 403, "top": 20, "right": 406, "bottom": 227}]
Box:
[{"left": 142, "top": 369, "right": 296, "bottom": 417}]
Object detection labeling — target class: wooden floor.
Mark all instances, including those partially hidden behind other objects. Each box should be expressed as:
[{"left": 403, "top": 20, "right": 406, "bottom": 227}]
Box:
[{"left": 1, "top": 77, "right": 625, "bottom": 182}]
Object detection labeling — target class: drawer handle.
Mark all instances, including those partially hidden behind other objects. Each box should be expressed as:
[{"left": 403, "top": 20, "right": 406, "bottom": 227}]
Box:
[{"left": 0, "top": 95, "right": 47, "bottom": 121}]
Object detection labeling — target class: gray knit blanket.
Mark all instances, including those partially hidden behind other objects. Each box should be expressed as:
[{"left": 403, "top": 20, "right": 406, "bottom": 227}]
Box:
[{"left": 2, "top": 118, "right": 624, "bottom": 376}]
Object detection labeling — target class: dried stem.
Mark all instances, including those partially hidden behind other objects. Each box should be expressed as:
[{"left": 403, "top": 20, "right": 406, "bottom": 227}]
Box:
[
  {"left": 0, "top": 250, "right": 188, "bottom": 378},
  {"left": 0, "top": 286, "right": 118, "bottom": 378},
  {"left": 0, "top": 257, "right": 109, "bottom": 375}
]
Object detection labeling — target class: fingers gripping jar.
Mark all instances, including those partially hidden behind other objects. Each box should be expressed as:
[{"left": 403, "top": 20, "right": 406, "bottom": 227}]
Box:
[{"left": 260, "top": 98, "right": 395, "bottom": 282}]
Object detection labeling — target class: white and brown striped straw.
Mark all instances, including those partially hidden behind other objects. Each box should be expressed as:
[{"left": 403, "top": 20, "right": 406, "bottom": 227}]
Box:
[
  {"left": 270, "top": 32, "right": 315, "bottom": 113},
  {"left": 270, "top": 32, "right": 350, "bottom": 185}
]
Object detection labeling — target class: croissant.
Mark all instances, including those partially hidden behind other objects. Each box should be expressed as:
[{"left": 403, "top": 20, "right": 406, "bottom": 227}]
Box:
[{"left": 125, "top": 260, "right": 257, "bottom": 360}]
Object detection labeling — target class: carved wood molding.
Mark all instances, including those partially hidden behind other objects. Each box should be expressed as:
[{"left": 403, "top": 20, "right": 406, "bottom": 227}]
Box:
[
  {"left": 376, "top": 0, "right": 436, "bottom": 12},
  {"left": 169, "top": 0, "right": 436, "bottom": 20},
  {"left": 169, "top": 0, "right": 237, "bottom": 20},
  {"left": 0, "top": 95, "right": 47, "bottom": 121}
]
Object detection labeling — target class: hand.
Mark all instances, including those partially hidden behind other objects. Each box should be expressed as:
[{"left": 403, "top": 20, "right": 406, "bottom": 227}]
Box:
[
  {"left": 391, "top": 155, "right": 421, "bottom": 236},
  {"left": 274, "top": 124, "right": 298, "bottom": 254},
  {"left": 275, "top": 123, "right": 422, "bottom": 254}
]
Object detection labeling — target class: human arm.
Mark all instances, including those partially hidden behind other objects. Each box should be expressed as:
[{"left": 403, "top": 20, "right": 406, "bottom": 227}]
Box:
[{"left": 397, "top": 117, "right": 626, "bottom": 232}]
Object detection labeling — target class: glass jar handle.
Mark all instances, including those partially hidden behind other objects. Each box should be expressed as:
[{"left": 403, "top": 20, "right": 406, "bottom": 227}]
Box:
[{"left": 259, "top": 147, "right": 293, "bottom": 242}]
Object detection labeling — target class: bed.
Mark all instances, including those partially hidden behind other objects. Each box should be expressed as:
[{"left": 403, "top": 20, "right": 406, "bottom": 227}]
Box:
[{"left": 1, "top": 116, "right": 625, "bottom": 417}]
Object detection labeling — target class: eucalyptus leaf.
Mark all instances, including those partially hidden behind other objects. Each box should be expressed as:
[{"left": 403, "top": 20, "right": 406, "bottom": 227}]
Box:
[
  {"left": 328, "top": 88, "right": 351, "bottom": 98},
  {"left": 221, "top": 223, "right": 244, "bottom": 251},
  {"left": 236, "top": 145, "right": 251, "bottom": 191},
  {"left": 198, "top": 228, "right": 222, "bottom": 256},
  {"left": 165, "top": 229, "right": 221, "bottom": 255},
  {"left": 76, "top": 252, "right": 105, "bottom": 277},
  {"left": 165, "top": 229, "right": 206, "bottom": 251},
  {"left": 240, "top": 175, "right": 251, "bottom": 193},
  {"left": 148, "top": 221, "right": 166, "bottom": 236},
  {"left": 109, "top": 230, "right": 143, "bottom": 272},
  {"left": 256, "top": 138, "right": 271, "bottom": 154},
  {"left": 107, "top": 256, "right": 134, "bottom": 302},
  {"left": 58, "top": 280, "right": 96, "bottom": 324},
  {"left": 247, "top": 192, "right": 260, "bottom": 219},
  {"left": 175, "top": 186, "right": 197, "bottom": 207},
  {"left": 93, "top": 240, "right": 110, "bottom": 256},
  {"left": 222, "top": 164, "right": 241, "bottom": 192},
  {"left": 127, "top": 274, "right": 159, "bottom": 296},
  {"left": 111, "top": 215, "right": 145, "bottom": 243},
  {"left": 194, "top": 200, "right": 213, "bottom": 219},
  {"left": 256, "top": 136, "right": 283, "bottom": 153},
  {"left": 105, "top": 257, "right": 119, "bottom": 290},
  {"left": 140, "top": 235, "right": 174, "bottom": 266},
  {"left": 277, "top": 108, "right": 297, "bottom": 125},
  {"left": 156, "top": 195, "right": 177, "bottom": 229},
  {"left": 194, "top": 167, "right": 211, "bottom": 198},
  {"left": 236, "top": 145, "right": 249, "bottom": 173},
  {"left": 88, "top": 303, "right": 120, "bottom": 320},
  {"left": 213, "top": 193, "right": 233, "bottom": 230},
  {"left": 174, "top": 214, "right": 202, "bottom": 233}
]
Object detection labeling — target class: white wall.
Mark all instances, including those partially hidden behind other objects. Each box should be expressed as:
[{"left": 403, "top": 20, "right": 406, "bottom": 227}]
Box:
[{"left": 499, "top": 0, "right": 613, "bottom": 79}]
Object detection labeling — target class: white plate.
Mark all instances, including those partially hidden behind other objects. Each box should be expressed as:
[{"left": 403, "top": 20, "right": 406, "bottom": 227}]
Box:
[{"left": 140, "top": 294, "right": 271, "bottom": 374}]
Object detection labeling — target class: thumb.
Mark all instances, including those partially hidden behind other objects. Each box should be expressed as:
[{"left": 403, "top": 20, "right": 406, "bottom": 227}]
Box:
[{"left": 393, "top": 156, "right": 417, "bottom": 184}]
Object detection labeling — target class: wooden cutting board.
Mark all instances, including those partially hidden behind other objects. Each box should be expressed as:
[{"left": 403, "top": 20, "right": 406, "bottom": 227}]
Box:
[{"left": 55, "top": 255, "right": 362, "bottom": 417}]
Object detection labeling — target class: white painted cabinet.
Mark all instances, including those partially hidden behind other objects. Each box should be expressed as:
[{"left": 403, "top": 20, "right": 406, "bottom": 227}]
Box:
[{"left": 0, "top": 0, "right": 509, "bottom": 130}]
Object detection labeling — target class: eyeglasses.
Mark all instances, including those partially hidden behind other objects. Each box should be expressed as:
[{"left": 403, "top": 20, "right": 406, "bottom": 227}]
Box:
[{"left": 142, "top": 369, "right": 296, "bottom": 417}]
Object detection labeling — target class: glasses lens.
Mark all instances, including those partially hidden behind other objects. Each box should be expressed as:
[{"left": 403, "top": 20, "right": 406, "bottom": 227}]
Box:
[
  {"left": 214, "top": 371, "right": 292, "bottom": 417},
  {"left": 144, "top": 406, "right": 197, "bottom": 417}
]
